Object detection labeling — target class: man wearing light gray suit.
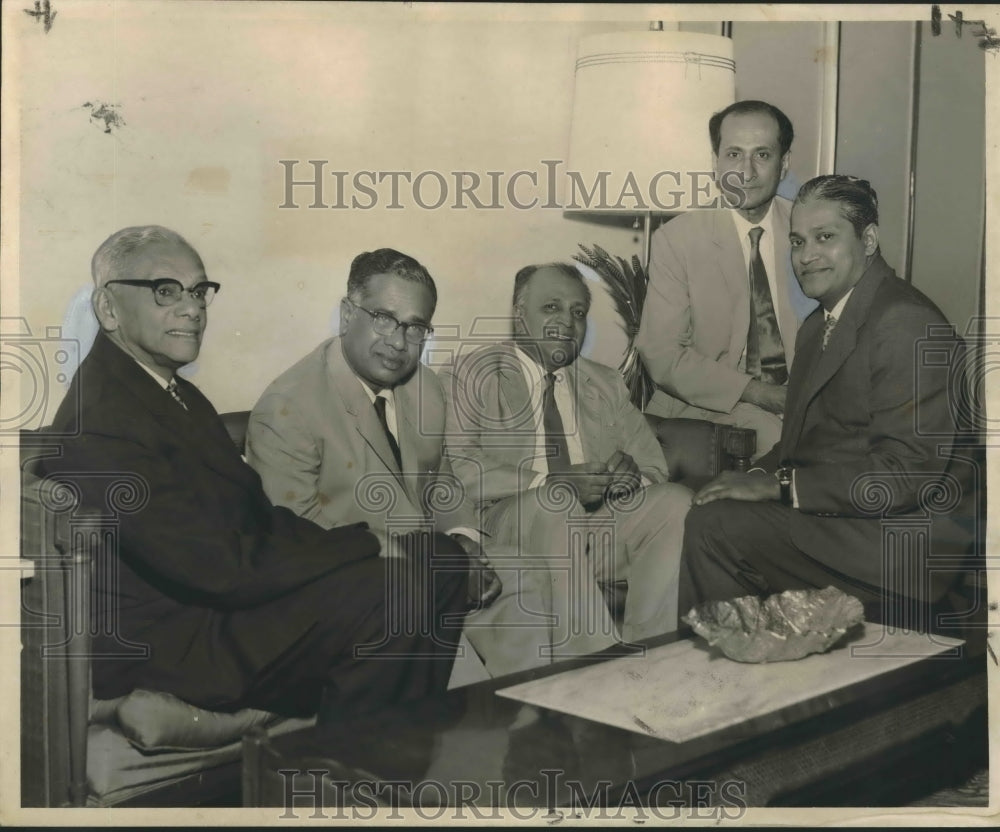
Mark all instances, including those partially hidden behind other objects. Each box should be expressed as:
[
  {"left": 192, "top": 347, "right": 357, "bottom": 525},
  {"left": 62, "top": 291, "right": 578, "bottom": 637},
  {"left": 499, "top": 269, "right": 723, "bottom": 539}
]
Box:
[
  {"left": 440, "top": 263, "right": 693, "bottom": 642},
  {"left": 637, "top": 100, "right": 817, "bottom": 457},
  {"left": 247, "top": 249, "right": 598, "bottom": 681}
]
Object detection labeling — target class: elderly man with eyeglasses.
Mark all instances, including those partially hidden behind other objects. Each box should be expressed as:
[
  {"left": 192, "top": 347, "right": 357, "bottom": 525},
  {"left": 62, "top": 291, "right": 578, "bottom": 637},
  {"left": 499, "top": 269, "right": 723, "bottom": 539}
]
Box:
[
  {"left": 247, "top": 248, "right": 613, "bottom": 682},
  {"left": 41, "top": 227, "right": 471, "bottom": 723}
]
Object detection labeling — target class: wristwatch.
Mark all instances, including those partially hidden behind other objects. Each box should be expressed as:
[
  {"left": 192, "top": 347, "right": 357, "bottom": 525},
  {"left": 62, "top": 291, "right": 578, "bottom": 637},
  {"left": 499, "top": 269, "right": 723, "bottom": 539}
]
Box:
[{"left": 775, "top": 465, "right": 793, "bottom": 506}]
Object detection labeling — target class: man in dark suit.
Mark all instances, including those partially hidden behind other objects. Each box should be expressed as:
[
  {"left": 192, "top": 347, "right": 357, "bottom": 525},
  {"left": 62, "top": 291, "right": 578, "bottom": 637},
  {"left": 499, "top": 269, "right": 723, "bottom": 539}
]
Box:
[
  {"left": 41, "top": 225, "right": 469, "bottom": 722},
  {"left": 679, "top": 176, "right": 971, "bottom": 625}
]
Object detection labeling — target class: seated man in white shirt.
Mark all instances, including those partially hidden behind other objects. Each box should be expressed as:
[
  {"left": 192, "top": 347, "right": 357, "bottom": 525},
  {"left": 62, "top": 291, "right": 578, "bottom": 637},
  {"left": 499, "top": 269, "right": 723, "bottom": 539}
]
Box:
[
  {"left": 440, "top": 263, "right": 694, "bottom": 642},
  {"left": 247, "top": 249, "right": 604, "bottom": 680}
]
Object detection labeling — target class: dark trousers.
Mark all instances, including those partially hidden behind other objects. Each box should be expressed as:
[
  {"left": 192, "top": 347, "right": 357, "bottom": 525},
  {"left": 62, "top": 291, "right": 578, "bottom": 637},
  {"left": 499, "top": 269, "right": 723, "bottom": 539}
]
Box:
[
  {"left": 677, "top": 500, "right": 935, "bottom": 630},
  {"left": 240, "top": 532, "right": 469, "bottom": 722},
  {"left": 99, "top": 532, "right": 470, "bottom": 722}
]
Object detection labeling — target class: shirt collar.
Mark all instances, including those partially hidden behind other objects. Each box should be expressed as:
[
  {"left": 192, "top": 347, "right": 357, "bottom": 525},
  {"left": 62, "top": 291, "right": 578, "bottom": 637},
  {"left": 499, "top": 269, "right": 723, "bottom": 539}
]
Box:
[
  {"left": 729, "top": 198, "right": 776, "bottom": 242},
  {"left": 827, "top": 287, "right": 855, "bottom": 321},
  {"left": 513, "top": 342, "right": 568, "bottom": 388},
  {"left": 357, "top": 377, "right": 394, "bottom": 406},
  {"left": 134, "top": 359, "right": 173, "bottom": 391}
]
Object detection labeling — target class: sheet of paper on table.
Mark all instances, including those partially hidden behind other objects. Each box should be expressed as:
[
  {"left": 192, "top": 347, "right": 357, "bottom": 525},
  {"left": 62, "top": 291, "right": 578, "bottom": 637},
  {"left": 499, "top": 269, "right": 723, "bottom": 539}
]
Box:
[{"left": 496, "top": 623, "right": 964, "bottom": 743}]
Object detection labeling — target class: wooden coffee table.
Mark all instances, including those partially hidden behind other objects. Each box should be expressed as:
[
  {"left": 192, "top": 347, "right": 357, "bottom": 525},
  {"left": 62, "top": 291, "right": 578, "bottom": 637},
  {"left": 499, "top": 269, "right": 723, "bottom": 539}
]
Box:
[{"left": 242, "top": 626, "right": 987, "bottom": 813}]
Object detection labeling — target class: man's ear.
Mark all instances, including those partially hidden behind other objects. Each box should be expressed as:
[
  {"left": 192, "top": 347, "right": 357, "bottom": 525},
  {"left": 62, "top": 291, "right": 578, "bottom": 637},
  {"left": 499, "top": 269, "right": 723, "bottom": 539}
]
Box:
[
  {"left": 511, "top": 302, "right": 527, "bottom": 337},
  {"left": 338, "top": 297, "right": 354, "bottom": 333},
  {"left": 92, "top": 287, "right": 119, "bottom": 332},
  {"left": 861, "top": 223, "right": 879, "bottom": 256},
  {"left": 779, "top": 151, "right": 790, "bottom": 182}
]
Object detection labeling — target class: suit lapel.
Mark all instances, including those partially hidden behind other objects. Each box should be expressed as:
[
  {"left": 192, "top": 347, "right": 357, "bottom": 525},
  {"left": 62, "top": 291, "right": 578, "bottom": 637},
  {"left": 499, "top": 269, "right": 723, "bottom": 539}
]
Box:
[
  {"left": 393, "top": 381, "right": 427, "bottom": 508},
  {"left": 780, "top": 312, "right": 823, "bottom": 455},
  {"left": 496, "top": 343, "right": 534, "bottom": 430},
  {"left": 176, "top": 378, "right": 265, "bottom": 488},
  {"left": 713, "top": 211, "right": 752, "bottom": 361},
  {"left": 571, "top": 362, "right": 601, "bottom": 461},
  {"left": 96, "top": 334, "right": 256, "bottom": 491},
  {"left": 781, "top": 258, "right": 890, "bottom": 455},
  {"left": 326, "top": 339, "right": 407, "bottom": 489},
  {"left": 771, "top": 198, "right": 799, "bottom": 367}
]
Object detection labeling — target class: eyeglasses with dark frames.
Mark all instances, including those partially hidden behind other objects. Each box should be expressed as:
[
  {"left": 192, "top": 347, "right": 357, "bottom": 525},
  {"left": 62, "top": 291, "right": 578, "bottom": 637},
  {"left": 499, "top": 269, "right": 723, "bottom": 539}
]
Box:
[
  {"left": 349, "top": 300, "right": 434, "bottom": 345},
  {"left": 105, "top": 278, "right": 221, "bottom": 307}
]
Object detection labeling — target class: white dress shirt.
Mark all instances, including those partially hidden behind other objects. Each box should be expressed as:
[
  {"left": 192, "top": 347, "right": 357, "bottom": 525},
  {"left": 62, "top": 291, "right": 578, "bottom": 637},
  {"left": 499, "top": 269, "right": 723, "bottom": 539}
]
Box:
[
  {"left": 513, "top": 346, "right": 586, "bottom": 491},
  {"left": 358, "top": 381, "right": 398, "bottom": 441},
  {"left": 827, "top": 287, "right": 855, "bottom": 323},
  {"left": 135, "top": 360, "right": 172, "bottom": 390}
]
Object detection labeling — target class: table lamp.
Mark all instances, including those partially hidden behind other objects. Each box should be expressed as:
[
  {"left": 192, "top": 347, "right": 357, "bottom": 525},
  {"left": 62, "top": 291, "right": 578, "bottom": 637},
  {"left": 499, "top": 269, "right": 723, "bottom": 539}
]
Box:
[{"left": 565, "top": 25, "right": 736, "bottom": 411}]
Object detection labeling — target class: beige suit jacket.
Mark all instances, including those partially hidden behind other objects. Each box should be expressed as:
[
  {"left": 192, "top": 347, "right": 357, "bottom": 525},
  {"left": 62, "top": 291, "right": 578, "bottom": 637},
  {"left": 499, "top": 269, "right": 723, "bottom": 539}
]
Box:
[
  {"left": 637, "top": 197, "right": 806, "bottom": 418},
  {"left": 247, "top": 336, "right": 476, "bottom": 533},
  {"left": 439, "top": 342, "right": 669, "bottom": 511}
]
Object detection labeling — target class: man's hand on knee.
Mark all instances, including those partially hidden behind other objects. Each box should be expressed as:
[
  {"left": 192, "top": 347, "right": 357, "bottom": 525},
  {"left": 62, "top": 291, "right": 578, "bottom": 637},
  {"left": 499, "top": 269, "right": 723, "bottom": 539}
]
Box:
[
  {"left": 450, "top": 532, "right": 503, "bottom": 610},
  {"left": 693, "top": 470, "right": 780, "bottom": 506},
  {"left": 546, "top": 462, "right": 612, "bottom": 507},
  {"left": 604, "top": 450, "right": 642, "bottom": 500}
]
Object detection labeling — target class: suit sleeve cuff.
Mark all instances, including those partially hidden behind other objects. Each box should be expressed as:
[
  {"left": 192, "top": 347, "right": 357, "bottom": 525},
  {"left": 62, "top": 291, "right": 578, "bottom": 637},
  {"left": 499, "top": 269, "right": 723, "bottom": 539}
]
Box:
[{"left": 447, "top": 527, "right": 482, "bottom": 544}]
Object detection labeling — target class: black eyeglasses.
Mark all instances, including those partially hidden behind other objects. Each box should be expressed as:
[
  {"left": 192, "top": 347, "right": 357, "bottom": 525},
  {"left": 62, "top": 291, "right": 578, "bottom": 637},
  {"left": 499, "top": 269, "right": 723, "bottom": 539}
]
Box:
[
  {"left": 350, "top": 300, "right": 433, "bottom": 345},
  {"left": 105, "top": 278, "right": 221, "bottom": 307}
]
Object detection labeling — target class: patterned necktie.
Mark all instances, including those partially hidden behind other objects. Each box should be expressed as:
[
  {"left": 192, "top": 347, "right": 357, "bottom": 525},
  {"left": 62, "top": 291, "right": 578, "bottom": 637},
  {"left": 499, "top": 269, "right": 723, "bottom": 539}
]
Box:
[
  {"left": 822, "top": 315, "right": 838, "bottom": 351},
  {"left": 373, "top": 394, "right": 403, "bottom": 470},
  {"left": 166, "top": 378, "right": 188, "bottom": 411},
  {"left": 745, "top": 226, "right": 789, "bottom": 385},
  {"left": 542, "top": 372, "right": 572, "bottom": 473}
]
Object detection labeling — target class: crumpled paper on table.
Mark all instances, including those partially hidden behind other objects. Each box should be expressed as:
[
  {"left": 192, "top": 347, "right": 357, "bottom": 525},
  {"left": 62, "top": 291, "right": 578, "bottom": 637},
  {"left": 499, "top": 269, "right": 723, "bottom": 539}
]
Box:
[{"left": 682, "top": 586, "right": 865, "bottom": 663}]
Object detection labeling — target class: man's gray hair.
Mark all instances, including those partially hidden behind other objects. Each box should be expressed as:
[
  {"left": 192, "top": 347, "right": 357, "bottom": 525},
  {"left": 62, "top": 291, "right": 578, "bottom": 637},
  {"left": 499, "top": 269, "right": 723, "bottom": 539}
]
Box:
[{"left": 92, "top": 226, "right": 194, "bottom": 287}]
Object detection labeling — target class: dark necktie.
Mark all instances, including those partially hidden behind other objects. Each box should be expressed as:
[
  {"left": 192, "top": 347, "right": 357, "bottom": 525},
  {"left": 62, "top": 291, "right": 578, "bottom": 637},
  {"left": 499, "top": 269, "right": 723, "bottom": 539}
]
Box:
[
  {"left": 542, "top": 372, "right": 572, "bottom": 473},
  {"left": 166, "top": 378, "right": 188, "bottom": 411},
  {"left": 822, "top": 315, "right": 838, "bottom": 350},
  {"left": 373, "top": 394, "right": 403, "bottom": 470},
  {"left": 745, "top": 226, "right": 788, "bottom": 385}
]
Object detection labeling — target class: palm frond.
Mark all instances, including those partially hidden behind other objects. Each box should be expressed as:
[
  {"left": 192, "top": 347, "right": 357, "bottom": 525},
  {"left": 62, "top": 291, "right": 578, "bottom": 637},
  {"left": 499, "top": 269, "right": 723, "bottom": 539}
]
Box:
[{"left": 573, "top": 243, "right": 656, "bottom": 410}]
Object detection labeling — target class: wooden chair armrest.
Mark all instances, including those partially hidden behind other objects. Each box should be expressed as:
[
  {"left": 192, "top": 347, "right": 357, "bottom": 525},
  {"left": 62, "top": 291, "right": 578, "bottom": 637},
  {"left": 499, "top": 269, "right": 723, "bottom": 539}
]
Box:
[
  {"left": 647, "top": 417, "right": 757, "bottom": 486},
  {"left": 21, "top": 470, "right": 94, "bottom": 807}
]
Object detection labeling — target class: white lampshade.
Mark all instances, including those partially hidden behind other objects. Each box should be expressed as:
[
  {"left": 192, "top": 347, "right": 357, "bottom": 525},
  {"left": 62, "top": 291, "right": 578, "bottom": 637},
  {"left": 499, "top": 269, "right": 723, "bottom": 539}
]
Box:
[{"left": 566, "top": 30, "right": 735, "bottom": 214}]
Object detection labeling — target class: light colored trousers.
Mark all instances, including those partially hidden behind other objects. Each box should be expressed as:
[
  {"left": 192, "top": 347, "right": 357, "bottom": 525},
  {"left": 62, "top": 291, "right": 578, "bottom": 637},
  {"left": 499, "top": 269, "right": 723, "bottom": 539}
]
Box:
[
  {"left": 479, "top": 481, "right": 693, "bottom": 646},
  {"left": 449, "top": 556, "right": 566, "bottom": 686}
]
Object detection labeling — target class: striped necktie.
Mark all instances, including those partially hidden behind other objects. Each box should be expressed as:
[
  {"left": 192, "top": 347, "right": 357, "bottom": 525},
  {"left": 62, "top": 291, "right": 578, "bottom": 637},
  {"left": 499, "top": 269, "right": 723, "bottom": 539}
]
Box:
[
  {"left": 745, "top": 226, "right": 788, "bottom": 385},
  {"left": 166, "top": 378, "right": 188, "bottom": 411},
  {"left": 822, "top": 315, "right": 838, "bottom": 350}
]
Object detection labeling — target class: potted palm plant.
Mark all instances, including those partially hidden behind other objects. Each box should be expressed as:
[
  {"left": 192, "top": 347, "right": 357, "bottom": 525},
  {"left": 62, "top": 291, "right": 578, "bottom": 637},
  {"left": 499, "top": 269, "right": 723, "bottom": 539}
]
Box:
[{"left": 573, "top": 243, "right": 655, "bottom": 411}]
